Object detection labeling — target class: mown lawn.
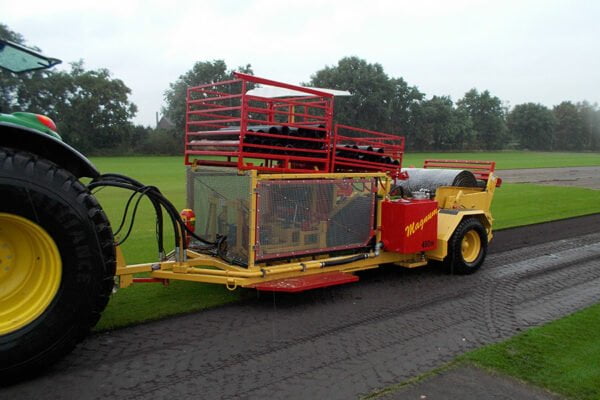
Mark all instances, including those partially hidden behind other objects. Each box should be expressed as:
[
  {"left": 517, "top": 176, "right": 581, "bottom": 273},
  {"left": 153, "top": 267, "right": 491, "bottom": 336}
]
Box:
[
  {"left": 492, "top": 183, "right": 600, "bottom": 229},
  {"left": 403, "top": 151, "right": 600, "bottom": 169},
  {"left": 462, "top": 303, "right": 600, "bottom": 400},
  {"left": 89, "top": 152, "right": 600, "bottom": 330}
]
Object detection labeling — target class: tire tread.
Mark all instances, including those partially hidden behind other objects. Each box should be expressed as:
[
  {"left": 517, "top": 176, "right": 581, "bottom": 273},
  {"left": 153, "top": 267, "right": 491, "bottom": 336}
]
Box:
[{"left": 0, "top": 147, "right": 115, "bottom": 383}]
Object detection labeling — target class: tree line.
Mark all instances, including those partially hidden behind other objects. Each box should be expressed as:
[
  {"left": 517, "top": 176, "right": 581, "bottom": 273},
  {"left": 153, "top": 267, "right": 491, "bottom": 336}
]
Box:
[
  {"left": 2, "top": 24, "right": 599, "bottom": 155},
  {"left": 306, "top": 57, "right": 600, "bottom": 152}
]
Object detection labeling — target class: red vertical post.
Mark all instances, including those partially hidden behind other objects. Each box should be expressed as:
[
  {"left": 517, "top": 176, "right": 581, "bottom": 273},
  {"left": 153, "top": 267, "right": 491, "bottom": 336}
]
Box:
[
  {"left": 325, "top": 96, "right": 335, "bottom": 172},
  {"left": 184, "top": 87, "right": 191, "bottom": 165},
  {"left": 331, "top": 124, "right": 339, "bottom": 173},
  {"left": 238, "top": 79, "right": 248, "bottom": 171},
  {"left": 267, "top": 101, "right": 275, "bottom": 123}
]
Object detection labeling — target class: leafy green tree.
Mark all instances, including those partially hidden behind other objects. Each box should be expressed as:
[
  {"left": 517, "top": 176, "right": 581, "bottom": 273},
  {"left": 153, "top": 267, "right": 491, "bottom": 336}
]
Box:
[
  {"left": 306, "top": 57, "right": 423, "bottom": 138},
  {"left": 457, "top": 89, "right": 507, "bottom": 150},
  {"left": 162, "top": 60, "right": 253, "bottom": 136},
  {"left": 16, "top": 61, "right": 137, "bottom": 153},
  {"left": 387, "top": 77, "right": 425, "bottom": 146},
  {"left": 127, "top": 124, "right": 152, "bottom": 149},
  {"left": 135, "top": 127, "right": 182, "bottom": 155},
  {"left": 450, "top": 106, "right": 475, "bottom": 150},
  {"left": 64, "top": 62, "right": 137, "bottom": 152},
  {"left": 577, "top": 101, "right": 600, "bottom": 151},
  {"left": 0, "top": 23, "right": 24, "bottom": 45},
  {"left": 1, "top": 25, "right": 138, "bottom": 154},
  {"left": 508, "top": 103, "right": 556, "bottom": 150},
  {"left": 308, "top": 57, "right": 392, "bottom": 131},
  {"left": 410, "top": 96, "right": 474, "bottom": 151},
  {"left": 553, "top": 101, "right": 585, "bottom": 151}
]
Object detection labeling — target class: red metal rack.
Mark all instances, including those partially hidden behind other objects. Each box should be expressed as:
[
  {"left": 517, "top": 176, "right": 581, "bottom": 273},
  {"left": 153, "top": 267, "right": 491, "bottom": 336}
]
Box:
[
  {"left": 185, "top": 73, "right": 406, "bottom": 176},
  {"left": 332, "top": 125, "right": 404, "bottom": 177},
  {"left": 186, "top": 72, "right": 333, "bottom": 173}
]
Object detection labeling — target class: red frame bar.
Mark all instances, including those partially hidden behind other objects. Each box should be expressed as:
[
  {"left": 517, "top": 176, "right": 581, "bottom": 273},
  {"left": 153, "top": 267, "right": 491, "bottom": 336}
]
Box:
[
  {"left": 234, "top": 72, "right": 335, "bottom": 98},
  {"left": 132, "top": 277, "right": 170, "bottom": 286}
]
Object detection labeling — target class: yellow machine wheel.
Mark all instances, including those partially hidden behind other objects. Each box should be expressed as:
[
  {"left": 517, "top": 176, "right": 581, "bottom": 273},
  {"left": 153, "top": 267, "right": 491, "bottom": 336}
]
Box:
[
  {"left": 445, "top": 218, "right": 487, "bottom": 274},
  {"left": 0, "top": 213, "right": 62, "bottom": 335},
  {"left": 460, "top": 229, "right": 482, "bottom": 263}
]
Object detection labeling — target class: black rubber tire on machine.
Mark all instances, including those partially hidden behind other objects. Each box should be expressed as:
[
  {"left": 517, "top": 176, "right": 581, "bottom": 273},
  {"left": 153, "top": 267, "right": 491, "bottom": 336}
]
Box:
[
  {"left": 0, "top": 148, "right": 115, "bottom": 383},
  {"left": 444, "top": 218, "right": 488, "bottom": 275}
]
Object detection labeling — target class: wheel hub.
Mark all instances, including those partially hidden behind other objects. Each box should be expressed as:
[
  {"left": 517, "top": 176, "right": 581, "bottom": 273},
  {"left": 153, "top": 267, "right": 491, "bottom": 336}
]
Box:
[
  {"left": 0, "top": 213, "right": 62, "bottom": 335},
  {"left": 461, "top": 230, "right": 481, "bottom": 263}
]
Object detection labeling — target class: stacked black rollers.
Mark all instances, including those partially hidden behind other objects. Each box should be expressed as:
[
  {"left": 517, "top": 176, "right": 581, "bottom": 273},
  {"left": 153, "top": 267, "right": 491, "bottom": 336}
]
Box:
[
  {"left": 242, "top": 125, "right": 327, "bottom": 156},
  {"left": 188, "top": 124, "right": 402, "bottom": 173},
  {"left": 335, "top": 145, "right": 400, "bottom": 166}
]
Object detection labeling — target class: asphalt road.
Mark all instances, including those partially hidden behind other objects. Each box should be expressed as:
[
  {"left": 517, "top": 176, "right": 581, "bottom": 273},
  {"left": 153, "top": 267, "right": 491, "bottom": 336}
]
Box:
[{"left": 3, "top": 214, "right": 600, "bottom": 400}]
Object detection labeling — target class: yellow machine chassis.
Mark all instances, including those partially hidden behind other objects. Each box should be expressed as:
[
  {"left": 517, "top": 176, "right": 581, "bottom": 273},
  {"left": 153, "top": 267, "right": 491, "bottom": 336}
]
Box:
[{"left": 115, "top": 170, "right": 499, "bottom": 290}]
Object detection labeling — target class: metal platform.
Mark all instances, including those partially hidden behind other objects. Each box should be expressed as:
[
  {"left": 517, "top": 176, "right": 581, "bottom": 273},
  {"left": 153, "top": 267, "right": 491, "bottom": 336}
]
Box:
[{"left": 249, "top": 271, "right": 359, "bottom": 292}]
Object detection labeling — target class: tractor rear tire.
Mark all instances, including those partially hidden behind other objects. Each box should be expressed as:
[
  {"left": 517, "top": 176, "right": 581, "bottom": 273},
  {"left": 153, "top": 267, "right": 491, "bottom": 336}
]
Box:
[
  {"left": 444, "top": 217, "right": 487, "bottom": 275},
  {"left": 0, "top": 148, "right": 115, "bottom": 384}
]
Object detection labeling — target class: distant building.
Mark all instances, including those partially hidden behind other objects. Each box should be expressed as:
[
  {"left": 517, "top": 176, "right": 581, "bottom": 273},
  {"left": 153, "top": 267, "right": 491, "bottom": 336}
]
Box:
[{"left": 157, "top": 115, "right": 175, "bottom": 130}]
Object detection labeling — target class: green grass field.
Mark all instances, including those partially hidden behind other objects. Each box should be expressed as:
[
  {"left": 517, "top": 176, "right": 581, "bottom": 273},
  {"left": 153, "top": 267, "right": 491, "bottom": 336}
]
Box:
[
  {"left": 403, "top": 151, "right": 600, "bottom": 169},
  {"left": 89, "top": 152, "right": 600, "bottom": 330},
  {"left": 492, "top": 184, "right": 600, "bottom": 229},
  {"left": 462, "top": 303, "right": 600, "bottom": 399}
]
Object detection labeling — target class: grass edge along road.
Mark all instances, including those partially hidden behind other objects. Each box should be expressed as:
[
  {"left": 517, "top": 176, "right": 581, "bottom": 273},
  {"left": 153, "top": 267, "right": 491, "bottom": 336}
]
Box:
[
  {"left": 91, "top": 152, "right": 600, "bottom": 331},
  {"left": 365, "top": 303, "right": 600, "bottom": 400},
  {"left": 459, "top": 302, "right": 600, "bottom": 400}
]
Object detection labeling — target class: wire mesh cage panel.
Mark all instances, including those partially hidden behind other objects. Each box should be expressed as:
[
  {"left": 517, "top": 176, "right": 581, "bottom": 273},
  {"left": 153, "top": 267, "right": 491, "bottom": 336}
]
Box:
[
  {"left": 255, "top": 178, "right": 377, "bottom": 261},
  {"left": 187, "top": 167, "right": 251, "bottom": 262}
]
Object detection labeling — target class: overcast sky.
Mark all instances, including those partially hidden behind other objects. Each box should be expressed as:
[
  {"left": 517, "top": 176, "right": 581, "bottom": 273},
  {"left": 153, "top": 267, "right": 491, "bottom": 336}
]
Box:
[{"left": 3, "top": 0, "right": 599, "bottom": 126}]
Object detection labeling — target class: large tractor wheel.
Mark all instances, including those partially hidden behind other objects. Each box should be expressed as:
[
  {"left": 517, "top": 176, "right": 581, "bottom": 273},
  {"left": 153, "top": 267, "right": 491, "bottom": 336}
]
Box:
[
  {"left": 444, "top": 218, "right": 488, "bottom": 275},
  {"left": 0, "top": 148, "right": 115, "bottom": 383}
]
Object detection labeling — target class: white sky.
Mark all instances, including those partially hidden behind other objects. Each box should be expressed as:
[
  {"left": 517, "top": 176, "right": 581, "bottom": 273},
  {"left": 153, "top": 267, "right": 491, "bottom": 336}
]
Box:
[{"left": 3, "top": 0, "right": 599, "bottom": 126}]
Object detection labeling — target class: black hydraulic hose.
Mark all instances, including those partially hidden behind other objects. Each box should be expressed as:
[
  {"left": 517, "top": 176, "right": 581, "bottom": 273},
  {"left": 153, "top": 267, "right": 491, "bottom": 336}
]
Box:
[
  {"left": 94, "top": 173, "right": 166, "bottom": 256},
  {"left": 88, "top": 180, "right": 183, "bottom": 250},
  {"left": 112, "top": 190, "right": 141, "bottom": 236},
  {"left": 100, "top": 173, "right": 145, "bottom": 187},
  {"left": 114, "top": 189, "right": 148, "bottom": 246},
  {"left": 114, "top": 185, "right": 165, "bottom": 246},
  {"left": 89, "top": 176, "right": 219, "bottom": 246},
  {"left": 87, "top": 174, "right": 249, "bottom": 266},
  {"left": 321, "top": 253, "right": 369, "bottom": 268}
]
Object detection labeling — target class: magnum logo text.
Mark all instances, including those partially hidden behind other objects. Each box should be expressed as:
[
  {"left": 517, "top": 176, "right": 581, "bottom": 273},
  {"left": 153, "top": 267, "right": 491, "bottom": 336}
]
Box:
[{"left": 405, "top": 209, "right": 438, "bottom": 237}]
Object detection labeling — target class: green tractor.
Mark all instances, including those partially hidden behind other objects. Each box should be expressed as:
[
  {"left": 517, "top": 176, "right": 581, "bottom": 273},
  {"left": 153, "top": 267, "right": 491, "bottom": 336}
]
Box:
[{"left": 0, "top": 39, "right": 116, "bottom": 382}]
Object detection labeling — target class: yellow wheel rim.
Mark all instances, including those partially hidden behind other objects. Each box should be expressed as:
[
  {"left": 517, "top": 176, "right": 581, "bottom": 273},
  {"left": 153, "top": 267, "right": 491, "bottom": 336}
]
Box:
[
  {"left": 461, "top": 230, "right": 481, "bottom": 263},
  {"left": 0, "top": 213, "right": 62, "bottom": 335}
]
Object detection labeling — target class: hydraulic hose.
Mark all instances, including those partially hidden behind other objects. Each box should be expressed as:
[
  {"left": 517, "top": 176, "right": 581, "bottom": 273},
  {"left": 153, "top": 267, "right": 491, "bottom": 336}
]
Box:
[
  {"left": 87, "top": 174, "right": 247, "bottom": 267},
  {"left": 321, "top": 253, "right": 370, "bottom": 267}
]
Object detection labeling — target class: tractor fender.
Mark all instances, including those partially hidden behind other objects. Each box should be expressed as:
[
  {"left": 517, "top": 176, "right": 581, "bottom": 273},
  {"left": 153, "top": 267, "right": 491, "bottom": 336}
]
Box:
[
  {"left": 0, "top": 122, "right": 99, "bottom": 178},
  {"left": 425, "top": 209, "right": 492, "bottom": 261}
]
